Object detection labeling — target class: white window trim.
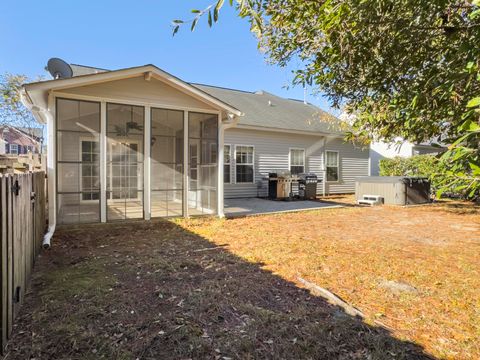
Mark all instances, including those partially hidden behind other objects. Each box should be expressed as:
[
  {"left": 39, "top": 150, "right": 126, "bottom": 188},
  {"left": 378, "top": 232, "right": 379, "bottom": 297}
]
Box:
[
  {"left": 325, "top": 150, "right": 340, "bottom": 183},
  {"left": 10, "top": 144, "right": 18, "bottom": 154},
  {"left": 288, "top": 147, "right": 306, "bottom": 174},
  {"left": 234, "top": 144, "right": 255, "bottom": 184},
  {"left": 224, "top": 144, "right": 232, "bottom": 184}
]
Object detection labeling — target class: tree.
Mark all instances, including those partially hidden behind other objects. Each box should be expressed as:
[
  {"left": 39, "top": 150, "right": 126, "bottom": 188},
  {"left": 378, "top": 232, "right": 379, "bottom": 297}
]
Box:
[
  {"left": 0, "top": 73, "right": 39, "bottom": 130},
  {"left": 175, "top": 0, "right": 480, "bottom": 199}
]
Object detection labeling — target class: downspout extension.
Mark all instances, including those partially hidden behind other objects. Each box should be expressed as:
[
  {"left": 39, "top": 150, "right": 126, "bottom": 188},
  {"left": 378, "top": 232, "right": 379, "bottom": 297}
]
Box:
[{"left": 43, "top": 224, "right": 56, "bottom": 249}]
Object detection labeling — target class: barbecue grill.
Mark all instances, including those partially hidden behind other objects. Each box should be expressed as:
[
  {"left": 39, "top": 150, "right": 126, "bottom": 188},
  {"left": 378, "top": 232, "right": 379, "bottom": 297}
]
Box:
[{"left": 268, "top": 172, "right": 319, "bottom": 200}]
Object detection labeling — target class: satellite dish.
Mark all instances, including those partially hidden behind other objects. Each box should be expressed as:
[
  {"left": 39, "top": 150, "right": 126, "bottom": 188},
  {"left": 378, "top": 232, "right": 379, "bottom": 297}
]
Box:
[{"left": 46, "top": 58, "right": 73, "bottom": 79}]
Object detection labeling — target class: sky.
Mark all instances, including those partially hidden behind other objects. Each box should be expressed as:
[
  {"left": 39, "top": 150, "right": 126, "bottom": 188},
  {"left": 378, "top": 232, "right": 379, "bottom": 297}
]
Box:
[{"left": 1, "top": 0, "right": 336, "bottom": 114}]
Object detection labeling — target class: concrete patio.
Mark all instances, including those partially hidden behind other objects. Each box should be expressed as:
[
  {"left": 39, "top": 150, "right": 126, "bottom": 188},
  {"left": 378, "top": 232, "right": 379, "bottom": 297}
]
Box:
[{"left": 224, "top": 197, "right": 343, "bottom": 218}]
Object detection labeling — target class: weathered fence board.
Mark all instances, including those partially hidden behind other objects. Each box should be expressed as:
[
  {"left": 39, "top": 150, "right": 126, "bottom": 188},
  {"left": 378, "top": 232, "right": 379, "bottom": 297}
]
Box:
[{"left": 0, "top": 172, "right": 46, "bottom": 354}]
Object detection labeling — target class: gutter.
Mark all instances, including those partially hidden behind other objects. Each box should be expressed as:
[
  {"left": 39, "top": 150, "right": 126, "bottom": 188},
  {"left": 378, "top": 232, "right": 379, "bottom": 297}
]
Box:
[{"left": 20, "top": 88, "right": 48, "bottom": 124}]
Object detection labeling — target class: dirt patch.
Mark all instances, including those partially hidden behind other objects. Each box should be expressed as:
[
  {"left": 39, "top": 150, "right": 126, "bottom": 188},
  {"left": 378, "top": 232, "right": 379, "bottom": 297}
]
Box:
[
  {"left": 379, "top": 280, "right": 419, "bottom": 295},
  {"left": 5, "top": 221, "right": 431, "bottom": 360}
]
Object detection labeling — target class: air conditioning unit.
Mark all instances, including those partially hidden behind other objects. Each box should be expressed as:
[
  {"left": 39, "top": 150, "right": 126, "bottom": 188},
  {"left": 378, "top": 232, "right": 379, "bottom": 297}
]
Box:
[{"left": 357, "top": 194, "right": 384, "bottom": 206}]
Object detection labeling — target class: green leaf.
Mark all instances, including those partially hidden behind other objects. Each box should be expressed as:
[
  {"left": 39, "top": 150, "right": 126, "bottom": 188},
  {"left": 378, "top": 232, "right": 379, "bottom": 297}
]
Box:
[
  {"left": 191, "top": 9, "right": 201, "bottom": 14},
  {"left": 208, "top": 10, "right": 213, "bottom": 27},
  {"left": 172, "top": 20, "right": 184, "bottom": 24},
  {"left": 466, "top": 97, "right": 480, "bottom": 108},
  {"left": 172, "top": 25, "right": 180, "bottom": 36},
  {"left": 191, "top": 17, "right": 198, "bottom": 31},
  {"left": 469, "top": 162, "right": 480, "bottom": 175},
  {"left": 215, "top": 0, "right": 225, "bottom": 12}
]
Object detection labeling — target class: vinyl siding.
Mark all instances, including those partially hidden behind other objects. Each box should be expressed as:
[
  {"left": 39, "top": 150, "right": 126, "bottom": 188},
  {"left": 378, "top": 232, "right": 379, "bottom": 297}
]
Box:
[{"left": 224, "top": 128, "right": 369, "bottom": 198}]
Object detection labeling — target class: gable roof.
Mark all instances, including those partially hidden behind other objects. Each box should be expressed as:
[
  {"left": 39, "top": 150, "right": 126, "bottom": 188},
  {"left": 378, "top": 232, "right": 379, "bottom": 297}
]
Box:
[
  {"left": 192, "top": 84, "right": 346, "bottom": 135},
  {"left": 22, "top": 65, "right": 243, "bottom": 123},
  {"left": 18, "top": 127, "right": 43, "bottom": 140},
  {"left": 23, "top": 62, "right": 345, "bottom": 135},
  {"left": 0, "top": 125, "right": 42, "bottom": 146}
]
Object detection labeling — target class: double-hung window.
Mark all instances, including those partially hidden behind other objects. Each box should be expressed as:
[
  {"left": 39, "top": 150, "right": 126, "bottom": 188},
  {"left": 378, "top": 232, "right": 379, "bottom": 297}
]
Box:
[
  {"left": 290, "top": 148, "right": 305, "bottom": 175},
  {"left": 224, "top": 145, "right": 231, "bottom": 183},
  {"left": 10, "top": 144, "right": 18, "bottom": 154},
  {"left": 235, "top": 145, "right": 254, "bottom": 183},
  {"left": 326, "top": 151, "right": 339, "bottom": 181}
]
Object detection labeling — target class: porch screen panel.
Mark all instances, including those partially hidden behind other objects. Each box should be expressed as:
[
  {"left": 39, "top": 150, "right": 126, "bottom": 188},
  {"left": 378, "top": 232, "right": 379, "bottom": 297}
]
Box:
[
  {"left": 188, "top": 112, "right": 218, "bottom": 215},
  {"left": 151, "top": 108, "right": 184, "bottom": 217},
  {"left": 106, "top": 104, "right": 144, "bottom": 221},
  {"left": 56, "top": 98, "right": 100, "bottom": 224}
]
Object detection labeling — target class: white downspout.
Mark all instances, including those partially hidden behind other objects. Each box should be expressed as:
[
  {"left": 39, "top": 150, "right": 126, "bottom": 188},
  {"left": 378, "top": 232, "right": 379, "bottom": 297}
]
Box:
[{"left": 20, "top": 89, "right": 56, "bottom": 249}]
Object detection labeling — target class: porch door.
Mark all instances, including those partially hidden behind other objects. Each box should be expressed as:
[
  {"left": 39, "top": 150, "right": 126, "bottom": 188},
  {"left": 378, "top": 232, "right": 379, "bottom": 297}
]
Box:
[
  {"left": 106, "top": 103, "right": 144, "bottom": 221},
  {"left": 110, "top": 142, "right": 139, "bottom": 200}
]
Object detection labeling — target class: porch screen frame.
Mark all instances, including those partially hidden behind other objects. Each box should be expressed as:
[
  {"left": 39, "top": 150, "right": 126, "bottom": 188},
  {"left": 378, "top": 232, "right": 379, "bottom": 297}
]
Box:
[{"left": 55, "top": 97, "right": 101, "bottom": 224}]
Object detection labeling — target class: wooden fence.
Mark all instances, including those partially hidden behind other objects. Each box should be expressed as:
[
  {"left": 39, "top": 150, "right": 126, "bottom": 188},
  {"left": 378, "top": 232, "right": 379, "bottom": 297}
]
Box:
[{"left": 0, "top": 172, "right": 46, "bottom": 354}]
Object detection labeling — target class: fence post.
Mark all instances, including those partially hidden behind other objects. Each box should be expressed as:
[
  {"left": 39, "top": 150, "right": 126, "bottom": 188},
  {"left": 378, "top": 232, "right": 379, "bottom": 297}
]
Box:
[{"left": 1, "top": 175, "right": 7, "bottom": 353}]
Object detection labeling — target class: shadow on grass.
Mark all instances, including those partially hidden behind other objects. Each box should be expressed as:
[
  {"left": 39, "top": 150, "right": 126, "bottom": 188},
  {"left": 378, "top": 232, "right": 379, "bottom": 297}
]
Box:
[
  {"left": 6, "top": 220, "right": 434, "bottom": 359},
  {"left": 431, "top": 199, "right": 480, "bottom": 215},
  {"left": 316, "top": 194, "right": 358, "bottom": 207}
]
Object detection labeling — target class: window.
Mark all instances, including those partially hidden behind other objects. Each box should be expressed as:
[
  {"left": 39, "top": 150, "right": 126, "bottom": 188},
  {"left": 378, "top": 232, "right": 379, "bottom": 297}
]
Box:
[
  {"left": 290, "top": 148, "right": 305, "bottom": 175},
  {"left": 235, "top": 145, "right": 254, "bottom": 183},
  {"left": 10, "top": 144, "right": 18, "bottom": 154},
  {"left": 326, "top": 151, "right": 339, "bottom": 181},
  {"left": 224, "top": 145, "right": 231, "bottom": 183},
  {"left": 81, "top": 140, "right": 100, "bottom": 201}
]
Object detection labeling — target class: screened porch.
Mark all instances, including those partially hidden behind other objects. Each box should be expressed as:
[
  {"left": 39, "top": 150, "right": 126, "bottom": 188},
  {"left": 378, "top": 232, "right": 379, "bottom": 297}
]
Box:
[{"left": 56, "top": 97, "right": 220, "bottom": 224}]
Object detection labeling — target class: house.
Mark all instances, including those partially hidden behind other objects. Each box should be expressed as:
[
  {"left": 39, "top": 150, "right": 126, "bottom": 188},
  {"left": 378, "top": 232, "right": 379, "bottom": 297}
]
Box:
[
  {"left": 21, "top": 61, "right": 369, "bottom": 230},
  {"left": 0, "top": 125, "right": 43, "bottom": 155},
  {"left": 370, "top": 139, "right": 444, "bottom": 176}
]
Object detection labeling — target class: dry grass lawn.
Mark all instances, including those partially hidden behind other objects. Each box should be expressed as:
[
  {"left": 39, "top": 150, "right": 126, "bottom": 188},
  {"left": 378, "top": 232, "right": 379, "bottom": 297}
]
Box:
[
  {"left": 180, "top": 198, "right": 480, "bottom": 359},
  {"left": 4, "top": 198, "right": 479, "bottom": 359}
]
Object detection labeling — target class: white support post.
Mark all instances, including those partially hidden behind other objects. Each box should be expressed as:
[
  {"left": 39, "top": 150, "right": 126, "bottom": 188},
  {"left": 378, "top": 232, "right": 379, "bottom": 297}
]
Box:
[
  {"left": 322, "top": 137, "right": 327, "bottom": 197},
  {"left": 47, "top": 92, "right": 56, "bottom": 227},
  {"left": 217, "top": 113, "right": 225, "bottom": 217},
  {"left": 100, "top": 101, "right": 107, "bottom": 222},
  {"left": 144, "top": 106, "right": 151, "bottom": 220},
  {"left": 183, "top": 111, "right": 189, "bottom": 218}
]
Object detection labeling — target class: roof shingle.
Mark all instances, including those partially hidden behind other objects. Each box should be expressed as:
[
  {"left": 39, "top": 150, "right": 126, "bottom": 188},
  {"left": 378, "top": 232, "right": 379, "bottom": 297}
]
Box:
[{"left": 191, "top": 84, "right": 346, "bottom": 135}]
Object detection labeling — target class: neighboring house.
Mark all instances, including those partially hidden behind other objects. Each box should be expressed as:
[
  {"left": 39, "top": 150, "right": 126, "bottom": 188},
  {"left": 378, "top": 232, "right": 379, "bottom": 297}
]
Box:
[
  {"left": 21, "top": 62, "right": 369, "bottom": 227},
  {"left": 370, "top": 139, "right": 444, "bottom": 176},
  {"left": 0, "top": 125, "right": 43, "bottom": 155}
]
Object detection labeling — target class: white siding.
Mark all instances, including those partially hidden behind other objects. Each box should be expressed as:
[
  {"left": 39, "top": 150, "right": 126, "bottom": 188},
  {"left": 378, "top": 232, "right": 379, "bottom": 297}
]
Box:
[{"left": 224, "top": 128, "right": 369, "bottom": 198}]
